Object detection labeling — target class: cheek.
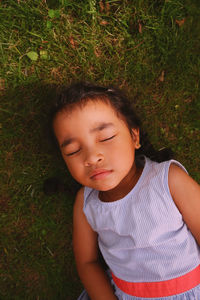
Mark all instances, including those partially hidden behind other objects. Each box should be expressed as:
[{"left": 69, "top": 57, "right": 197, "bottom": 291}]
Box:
[
  {"left": 63, "top": 158, "right": 83, "bottom": 180},
  {"left": 63, "top": 158, "right": 75, "bottom": 173},
  {"left": 115, "top": 150, "right": 135, "bottom": 170},
  {"left": 110, "top": 139, "right": 135, "bottom": 163}
]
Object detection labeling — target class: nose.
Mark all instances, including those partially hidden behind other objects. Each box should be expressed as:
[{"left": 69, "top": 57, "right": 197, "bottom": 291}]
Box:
[{"left": 84, "top": 148, "right": 104, "bottom": 167}]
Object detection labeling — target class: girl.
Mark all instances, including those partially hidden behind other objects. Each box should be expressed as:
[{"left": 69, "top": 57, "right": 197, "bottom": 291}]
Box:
[{"left": 51, "top": 82, "right": 200, "bottom": 300}]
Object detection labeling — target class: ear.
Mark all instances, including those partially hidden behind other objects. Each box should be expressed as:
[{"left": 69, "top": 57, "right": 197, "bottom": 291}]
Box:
[{"left": 131, "top": 128, "right": 141, "bottom": 149}]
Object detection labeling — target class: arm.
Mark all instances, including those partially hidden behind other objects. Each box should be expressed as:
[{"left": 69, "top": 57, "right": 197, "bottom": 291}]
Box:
[
  {"left": 73, "top": 188, "right": 117, "bottom": 300},
  {"left": 169, "top": 164, "right": 200, "bottom": 245}
]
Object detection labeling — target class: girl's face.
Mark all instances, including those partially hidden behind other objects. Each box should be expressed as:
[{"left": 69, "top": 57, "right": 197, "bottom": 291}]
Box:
[{"left": 53, "top": 100, "right": 140, "bottom": 192}]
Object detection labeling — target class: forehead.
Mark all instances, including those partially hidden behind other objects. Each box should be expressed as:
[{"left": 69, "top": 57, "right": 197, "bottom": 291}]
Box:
[
  {"left": 53, "top": 99, "right": 128, "bottom": 137},
  {"left": 55, "top": 99, "right": 121, "bottom": 123}
]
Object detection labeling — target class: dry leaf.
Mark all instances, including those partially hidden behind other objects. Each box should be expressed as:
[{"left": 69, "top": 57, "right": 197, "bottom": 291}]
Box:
[
  {"left": 158, "top": 70, "right": 165, "bottom": 82},
  {"left": 0, "top": 78, "right": 5, "bottom": 91},
  {"left": 184, "top": 97, "right": 192, "bottom": 103},
  {"left": 138, "top": 21, "right": 142, "bottom": 33},
  {"left": 99, "top": 1, "right": 110, "bottom": 13},
  {"left": 69, "top": 36, "right": 76, "bottom": 49},
  {"left": 99, "top": 1, "right": 104, "bottom": 12},
  {"left": 94, "top": 48, "right": 101, "bottom": 57},
  {"left": 51, "top": 67, "right": 61, "bottom": 80},
  {"left": 105, "top": 2, "right": 110, "bottom": 12},
  {"left": 175, "top": 18, "right": 185, "bottom": 27},
  {"left": 100, "top": 20, "right": 108, "bottom": 25}
]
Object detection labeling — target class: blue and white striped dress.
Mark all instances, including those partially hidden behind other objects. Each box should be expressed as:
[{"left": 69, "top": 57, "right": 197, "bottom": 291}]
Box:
[{"left": 78, "top": 157, "right": 200, "bottom": 299}]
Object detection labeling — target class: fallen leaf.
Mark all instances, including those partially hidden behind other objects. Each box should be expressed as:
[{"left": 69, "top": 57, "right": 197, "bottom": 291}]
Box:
[
  {"left": 69, "top": 36, "right": 76, "bottom": 49},
  {"left": 184, "top": 97, "right": 192, "bottom": 103},
  {"left": 100, "top": 20, "right": 108, "bottom": 25},
  {"left": 51, "top": 67, "right": 62, "bottom": 80},
  {"left": 48, "top": 9, "right": 60, "bottom": 19},
  {"left": 99, "top": 0, "right": 104, "bottom": 12},
  {"left": 158, "top": 70, "right": 165, "bottom": 82},
  {"left": 105, "top": 2, "right": 110, "bottom": 12},
  {"left": 22, "top": 68, "right": 28, "bottom": 76},
  {"left": 0, "top": 78, "right": 5, "bottom": 91},
  {"left": 40, "top": 50, "right": 48, "bottom": 60},
  {"left": 26, "top": 51, "right": 38, "bottom": 61},
  {"left": 94, "top": 48, "right": 101, "bottom": 57},
  {"left": 99, "top": 1, "right": 110, "bottom": 13},
  {"left": 138, "top": 21, "right": 142, "bottom": 33},
  {"left": 175, "top": 18, "right": 185, "bottom": 27}
]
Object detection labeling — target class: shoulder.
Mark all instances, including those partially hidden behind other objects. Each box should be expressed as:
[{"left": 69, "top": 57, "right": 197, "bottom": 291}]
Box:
[
  {"left": 168, "top": 162, "right": 196, "bottom": 194},
  {"left": 168, "top": 163, "right": 200, "bottom": 244},
  {"left": 168, "top": 162, "right": 198, "bottom": 198},
  {"left": 168, "top": 162, "right": 200, "bottom": 206},
  {"left": 168, "top": 162, "right": 186, "bottom": 178}
]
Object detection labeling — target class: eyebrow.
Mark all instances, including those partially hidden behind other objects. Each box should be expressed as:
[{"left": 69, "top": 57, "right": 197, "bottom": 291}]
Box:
[
  {"left": 60, "top": 122, "right": 114, "bottom": 148},
  {"left": 90, "top": 122, "right": 114, "bottom": 133},
  {"left": 61, "top": 137, "right": 76, "bottom": 148}
]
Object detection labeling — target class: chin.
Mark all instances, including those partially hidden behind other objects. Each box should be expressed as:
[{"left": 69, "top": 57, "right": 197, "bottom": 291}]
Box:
[{"left": 94, "top": 181, "right": 120, "bottom": 192}]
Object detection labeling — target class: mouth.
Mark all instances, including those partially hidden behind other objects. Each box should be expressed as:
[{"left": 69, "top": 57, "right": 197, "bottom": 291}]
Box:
[{"left": 90, "top": 169, "right": 113, "bottom": 180}]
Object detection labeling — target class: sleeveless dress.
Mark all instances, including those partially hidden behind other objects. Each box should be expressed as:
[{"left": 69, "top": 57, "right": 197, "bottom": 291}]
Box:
[{"left": 78, "top": 157, "right": 200, "bottom": 299}]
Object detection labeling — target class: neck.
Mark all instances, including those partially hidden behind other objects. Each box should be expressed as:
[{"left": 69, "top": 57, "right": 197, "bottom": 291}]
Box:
[{"left": 99, "top": 163, "right": 143, "bottom": 202}]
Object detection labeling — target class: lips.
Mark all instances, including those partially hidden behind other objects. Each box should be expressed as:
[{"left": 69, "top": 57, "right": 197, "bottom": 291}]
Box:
[{"left": 90, "top": 169, "right": 112, "bottom": 180}]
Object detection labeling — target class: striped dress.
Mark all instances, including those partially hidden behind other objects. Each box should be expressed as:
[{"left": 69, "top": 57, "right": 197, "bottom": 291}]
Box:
[{"left": 78, "top": 157, "right": 200, "bottom": 299}]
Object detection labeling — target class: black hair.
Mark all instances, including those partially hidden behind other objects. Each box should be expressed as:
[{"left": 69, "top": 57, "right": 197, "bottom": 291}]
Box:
[{"left": 50, "top": 82, "right": 173, "bottom": 163}]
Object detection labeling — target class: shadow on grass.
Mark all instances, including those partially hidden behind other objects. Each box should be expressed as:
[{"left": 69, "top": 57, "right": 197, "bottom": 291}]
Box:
[{"left": 0, "top": 82, "right": 82, "bottom": 299}]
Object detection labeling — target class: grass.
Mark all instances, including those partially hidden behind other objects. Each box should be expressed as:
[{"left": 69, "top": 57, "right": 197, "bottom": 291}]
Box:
[{"left": 0, "top": 0, "right": 200, "bottom": 299}]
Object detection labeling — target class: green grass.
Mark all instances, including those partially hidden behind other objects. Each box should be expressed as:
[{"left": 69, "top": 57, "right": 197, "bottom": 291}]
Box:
[{"left": 0, "top": 0, "right": 200, "bottom": 299}]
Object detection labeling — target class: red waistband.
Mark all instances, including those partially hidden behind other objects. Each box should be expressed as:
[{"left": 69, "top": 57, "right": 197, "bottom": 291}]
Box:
[{"left": 112, "top": 265, "right": 200, "bottom": 298}]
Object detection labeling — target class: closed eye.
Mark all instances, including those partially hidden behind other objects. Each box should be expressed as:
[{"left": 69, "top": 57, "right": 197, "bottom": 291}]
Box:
[
  {"left": 100, "top": 135, "right": 116, "bottom": 142},
  {"left": 66, "top": 135, "right": 116, "bottom": 155},
  {"left": 66, "top": 149, "right": 80, "bottom": 156}
]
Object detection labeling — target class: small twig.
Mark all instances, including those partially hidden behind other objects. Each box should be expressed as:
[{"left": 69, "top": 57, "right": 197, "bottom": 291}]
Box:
[
  {"left": 126, "top": 41, "right": 144, "bottom": 51},
  {"left": 46, "top": 246, "right": 54, "bottom": 257}
]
